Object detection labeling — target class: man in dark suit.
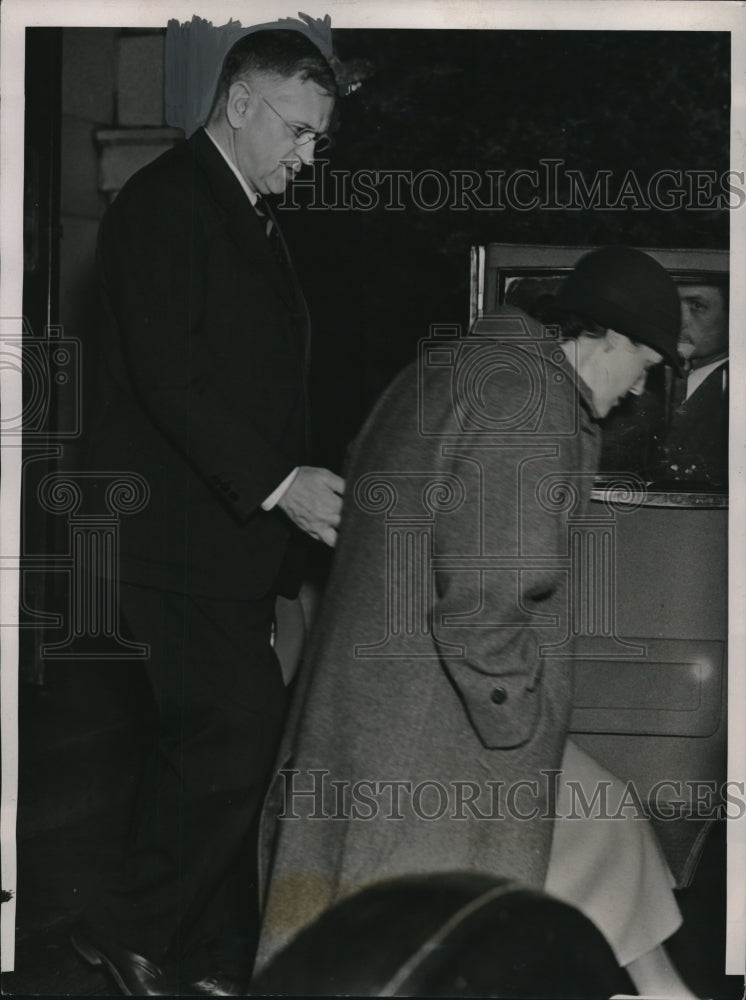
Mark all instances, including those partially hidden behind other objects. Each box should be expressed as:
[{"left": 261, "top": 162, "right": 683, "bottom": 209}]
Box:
[
  {"left": 74, "top": 28, "right": 343, "bottom": 996},
  {"left": 656, "top": 280, "right": 728, "bottom": 488}
]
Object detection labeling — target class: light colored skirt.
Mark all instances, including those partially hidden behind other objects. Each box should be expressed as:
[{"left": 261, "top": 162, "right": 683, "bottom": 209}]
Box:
[{"left": 546, "top": 739, "right": 682, "bottom": 966}]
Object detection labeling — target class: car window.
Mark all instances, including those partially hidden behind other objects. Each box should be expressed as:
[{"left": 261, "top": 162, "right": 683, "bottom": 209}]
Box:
[{"left": 500, "top": 270, "right": 728, "bottom": 499}]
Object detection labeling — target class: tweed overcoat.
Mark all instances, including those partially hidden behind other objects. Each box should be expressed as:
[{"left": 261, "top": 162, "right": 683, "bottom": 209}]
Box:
[{"left": 255, "top": 311, "right": 602, "bottom": 969}]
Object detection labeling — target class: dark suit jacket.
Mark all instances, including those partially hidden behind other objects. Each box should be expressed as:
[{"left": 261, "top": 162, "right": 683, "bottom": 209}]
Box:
[
  {"left": 88, "top": 128, "right": 309, "bottom": 599},
  {"left": 657, "top": 361, "right": 728, "bottom": 488}
]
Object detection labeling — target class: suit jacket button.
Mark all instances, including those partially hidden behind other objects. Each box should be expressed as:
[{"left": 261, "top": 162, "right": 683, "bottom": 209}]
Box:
[{"left": 490, "top": 686, "right": 508, "bottom": 705}]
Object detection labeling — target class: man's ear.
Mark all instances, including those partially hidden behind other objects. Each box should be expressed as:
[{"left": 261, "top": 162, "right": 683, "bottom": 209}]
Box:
[{"left": 225, "top": 79, "right": 253, "bottom": 129}]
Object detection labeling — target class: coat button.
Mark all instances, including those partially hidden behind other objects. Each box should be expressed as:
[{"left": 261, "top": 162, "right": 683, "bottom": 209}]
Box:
[{"left": 490, "top": 686, "right": 507, "bottom": 705}]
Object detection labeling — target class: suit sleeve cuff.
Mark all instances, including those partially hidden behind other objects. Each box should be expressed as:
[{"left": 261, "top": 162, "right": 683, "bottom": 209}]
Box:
[{"left": 262, "top": 467, "right": 299, "bottom": 511}]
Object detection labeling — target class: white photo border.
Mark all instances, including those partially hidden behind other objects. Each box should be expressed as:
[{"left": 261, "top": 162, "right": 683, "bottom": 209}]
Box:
[{"left": 1, "top": 0, "right": 743, "bottom": 981}]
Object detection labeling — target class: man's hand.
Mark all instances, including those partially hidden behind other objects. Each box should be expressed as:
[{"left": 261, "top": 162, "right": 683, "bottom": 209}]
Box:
[{"left": 277, "top": 466, "right": 345, "bottom": 547}]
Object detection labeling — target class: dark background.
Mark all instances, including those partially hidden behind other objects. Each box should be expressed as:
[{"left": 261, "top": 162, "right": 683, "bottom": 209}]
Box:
[
  {"left": 17, "top": 26, "right": 732, "bottom": 641},
  {"left": 274, "top": 29, "right": 731, "bottom": 469}
]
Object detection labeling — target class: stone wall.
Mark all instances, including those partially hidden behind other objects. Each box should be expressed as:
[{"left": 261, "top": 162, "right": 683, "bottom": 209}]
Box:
[{"left": 58, "top": 28, "right": 181, "bottom": 462}]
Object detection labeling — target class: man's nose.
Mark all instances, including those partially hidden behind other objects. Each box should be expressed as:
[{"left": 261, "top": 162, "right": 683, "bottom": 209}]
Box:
[
  {"left": 629, "top": 371, "right": 648, "bottom": 397},
  {"left": 297, "top": 143, "right": 316, "bottom": 166}
]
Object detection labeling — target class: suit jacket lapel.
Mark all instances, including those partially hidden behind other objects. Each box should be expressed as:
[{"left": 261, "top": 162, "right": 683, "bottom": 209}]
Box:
[
  {"left": 264, "top": 197, "right": 312, "bottom": 356},
  {"left": 189, "top": 129, "right": 306, "bottom": 323},
  {"left": 265, "top": 198, "right": 312, "bottom": 457},
  {"left": 189, "top": 129, "right": 312, "bottom": 456}
]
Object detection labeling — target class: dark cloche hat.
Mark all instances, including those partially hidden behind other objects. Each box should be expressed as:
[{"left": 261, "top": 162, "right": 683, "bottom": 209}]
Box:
[{"left": 559, "top": 246, "right": 681, "bottom": 368}]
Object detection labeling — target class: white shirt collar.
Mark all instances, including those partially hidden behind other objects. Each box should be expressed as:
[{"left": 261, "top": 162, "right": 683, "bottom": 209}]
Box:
[
  {"left": 204, "top": 129, "right": 258, "bottom": 206},
  {"left": 686, "top": 357, "right": 727, "bottom": 400}
]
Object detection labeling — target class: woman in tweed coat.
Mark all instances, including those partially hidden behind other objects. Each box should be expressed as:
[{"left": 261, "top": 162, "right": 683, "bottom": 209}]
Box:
[{"left": 255, "top": 248, "right": 692, "bottom": 996}]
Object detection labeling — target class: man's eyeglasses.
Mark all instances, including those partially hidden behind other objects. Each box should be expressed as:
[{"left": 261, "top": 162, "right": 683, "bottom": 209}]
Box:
[{"left": 259, "top": 93, "right": 331, "bottom": 153}]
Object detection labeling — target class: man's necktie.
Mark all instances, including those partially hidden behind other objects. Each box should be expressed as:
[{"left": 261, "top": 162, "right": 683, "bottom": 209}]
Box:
[
  {"left": 253, "top": 196, "right": 283, "bottom": 263},
  {"left": 665, "top": 366, "right": 688, "bottom": 423},
  {"left": 672, "top": 374, "right": 688, "bottom": 410},
  {"left": 254, "top": 200, "right": 310, "bottom": 449}
]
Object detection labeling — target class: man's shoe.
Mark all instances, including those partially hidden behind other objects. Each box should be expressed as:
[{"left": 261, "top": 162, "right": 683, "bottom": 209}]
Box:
[
  {"left": 184, "top": 972, "right": 245, "bottom": 996},
  {"left": 71, "top": 926, "right": 175, "bottom": 996}
]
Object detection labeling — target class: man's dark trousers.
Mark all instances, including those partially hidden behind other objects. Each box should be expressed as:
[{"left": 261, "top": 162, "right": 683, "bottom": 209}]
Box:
[{"left": 92, "top": 582, "right": 286, "bottom": 974}]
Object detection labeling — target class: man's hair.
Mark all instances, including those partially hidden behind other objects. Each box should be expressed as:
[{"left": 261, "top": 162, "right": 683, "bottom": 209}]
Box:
[
  {"left": 209, "top": 30, "right": 336, "bottom": 120},
  {"left": 676, "top": 276, "right": 729, "bottom": 316}
]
